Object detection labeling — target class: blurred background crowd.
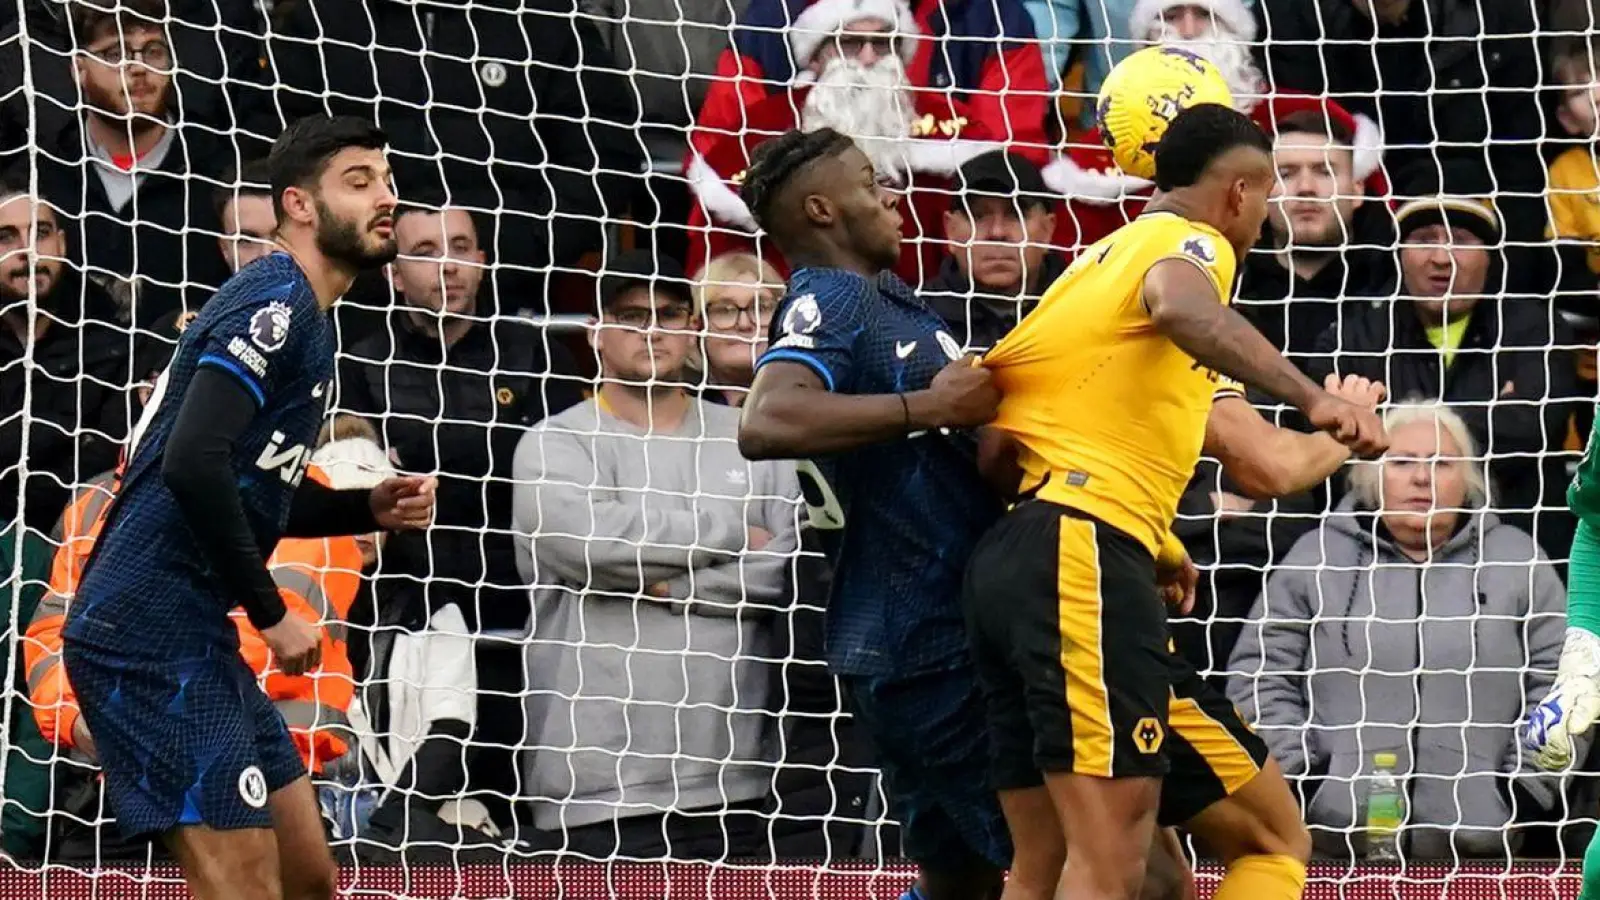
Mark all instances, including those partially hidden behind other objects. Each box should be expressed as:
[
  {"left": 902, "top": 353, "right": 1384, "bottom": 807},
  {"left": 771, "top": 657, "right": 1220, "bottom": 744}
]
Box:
[{"left": 2, "top": 0, "right": 1600, "bottom": 867}]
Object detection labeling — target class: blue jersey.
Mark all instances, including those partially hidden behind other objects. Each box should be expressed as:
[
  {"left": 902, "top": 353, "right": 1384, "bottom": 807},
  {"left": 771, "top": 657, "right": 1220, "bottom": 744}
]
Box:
[
  {"left": 757, "top": 268, "right": 1003, "bottom": 678},
  {"left": 66, "top": 253, "right": 335, "bottom": 655}
]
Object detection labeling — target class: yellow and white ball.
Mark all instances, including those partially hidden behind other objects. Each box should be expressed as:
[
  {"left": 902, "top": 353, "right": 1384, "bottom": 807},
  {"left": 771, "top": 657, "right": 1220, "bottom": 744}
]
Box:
[{"left": 1095, "top": 46, "right": 1235, "bottom": 180}]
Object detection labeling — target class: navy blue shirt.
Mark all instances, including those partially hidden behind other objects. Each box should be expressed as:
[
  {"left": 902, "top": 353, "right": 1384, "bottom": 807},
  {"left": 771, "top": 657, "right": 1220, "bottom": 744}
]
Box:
[
  {"left": 757, "top": 267, "right": 1003, "bottom": 678},
  {"left": 66, "top": 253, "right": 335, "bottom": 656}
]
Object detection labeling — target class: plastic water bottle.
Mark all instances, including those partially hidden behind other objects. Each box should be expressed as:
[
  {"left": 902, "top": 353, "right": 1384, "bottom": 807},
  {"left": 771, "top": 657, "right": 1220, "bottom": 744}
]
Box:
[{"left": 1365, "top": 752, "right": 1405, "bottom": 862}]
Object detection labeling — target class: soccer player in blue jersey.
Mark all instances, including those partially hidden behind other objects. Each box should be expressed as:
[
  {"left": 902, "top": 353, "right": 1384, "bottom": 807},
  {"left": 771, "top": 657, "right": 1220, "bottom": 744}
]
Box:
[
  {"left": 63, "top": 115, "right": 435, "bottom": 900},
  {"left": 737, "top": 128, "right": 1009, "bottom": 900}
]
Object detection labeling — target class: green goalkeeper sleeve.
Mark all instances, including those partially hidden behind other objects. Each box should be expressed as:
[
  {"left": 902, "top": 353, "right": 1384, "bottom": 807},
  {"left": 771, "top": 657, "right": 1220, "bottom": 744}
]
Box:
[{"left": 1572, "top": 520, "right": 1600, "bottom": 640}]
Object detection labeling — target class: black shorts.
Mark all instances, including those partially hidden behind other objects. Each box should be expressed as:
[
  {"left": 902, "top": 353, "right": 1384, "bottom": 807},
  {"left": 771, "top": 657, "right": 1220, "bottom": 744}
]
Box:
[{"left": 961, "top": 500, "right": 1269, "bottom": 827}]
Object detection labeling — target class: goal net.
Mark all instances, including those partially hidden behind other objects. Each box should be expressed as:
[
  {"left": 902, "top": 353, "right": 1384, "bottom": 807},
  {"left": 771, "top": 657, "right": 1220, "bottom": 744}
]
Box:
[{"left": 0, "top": 0, "right": 1596, "bottom": 896}]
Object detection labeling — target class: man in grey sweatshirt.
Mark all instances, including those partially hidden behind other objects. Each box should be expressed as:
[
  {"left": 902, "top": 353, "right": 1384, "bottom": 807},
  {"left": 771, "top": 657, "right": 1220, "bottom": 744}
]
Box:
[{"left": 511, "top": 251, "right": 802, "bottom": 859}]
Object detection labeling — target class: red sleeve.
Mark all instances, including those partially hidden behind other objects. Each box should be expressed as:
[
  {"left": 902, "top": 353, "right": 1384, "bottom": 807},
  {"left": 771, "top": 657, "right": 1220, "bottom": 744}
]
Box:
[
  {"left": 689, "top": 50, "right": 774, "bottom": 161},
  {"left": 970, "top": 43, "right": 1051, "bottom": 163}
]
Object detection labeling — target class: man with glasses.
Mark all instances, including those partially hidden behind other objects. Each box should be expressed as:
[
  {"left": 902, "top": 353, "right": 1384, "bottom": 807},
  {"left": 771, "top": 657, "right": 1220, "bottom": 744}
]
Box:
[
  {"left": 511, "top": 249, "right": 801, "bottom": 860},
  {"left": 17, "top": 0, "right": 230, "bottom": 327}
]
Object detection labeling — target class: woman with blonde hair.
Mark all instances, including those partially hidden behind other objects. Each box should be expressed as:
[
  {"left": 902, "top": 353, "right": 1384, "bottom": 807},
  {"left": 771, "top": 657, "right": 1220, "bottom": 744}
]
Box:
[
  {"left": 1229, "top": 403, "right": 1569, "bottom": 859},
  {"left": 692, "top": 252, "right": 784, "bottom": 407}
]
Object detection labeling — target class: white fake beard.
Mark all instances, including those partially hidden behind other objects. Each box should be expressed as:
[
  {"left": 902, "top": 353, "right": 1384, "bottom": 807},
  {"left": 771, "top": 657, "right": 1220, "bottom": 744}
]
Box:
[
  {"left": 1168, "top": 29, "right": 1264, "bottom": 113},
  {"left": 801, "top": 54, "right": 917, "bottom": 178}
]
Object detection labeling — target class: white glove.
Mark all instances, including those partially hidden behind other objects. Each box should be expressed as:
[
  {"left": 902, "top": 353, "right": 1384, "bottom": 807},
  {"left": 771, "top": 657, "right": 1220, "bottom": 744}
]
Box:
[{"left": 1523, "top": 627, "right": 1600, "bottom": 771}]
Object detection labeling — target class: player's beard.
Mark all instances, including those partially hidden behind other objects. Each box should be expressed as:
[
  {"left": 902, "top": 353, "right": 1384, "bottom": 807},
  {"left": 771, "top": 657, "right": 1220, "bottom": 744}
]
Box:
[
  {"left": 313, "top": 198, "right": 399, "bottom": 270},
  {"left": 1168, "top": 28, "right": 1263, "bottom": 112},
  {"left": 801, "top": 54, "right": 917, "bottom": 178}
]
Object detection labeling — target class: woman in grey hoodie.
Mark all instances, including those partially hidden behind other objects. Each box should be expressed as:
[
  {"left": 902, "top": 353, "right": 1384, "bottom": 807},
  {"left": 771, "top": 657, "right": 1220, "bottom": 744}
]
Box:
[{"left": 1228, "top": 403, "right": 1570, "bottom": 860}]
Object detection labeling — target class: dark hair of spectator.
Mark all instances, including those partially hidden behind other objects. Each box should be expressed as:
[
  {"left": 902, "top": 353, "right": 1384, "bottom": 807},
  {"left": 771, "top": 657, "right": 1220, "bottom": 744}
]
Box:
[
  {"left": 266, "top": 116, "right": 389, "bottom": 222},
  {"left": 72, "top": 0, "right": 167, "bottom": 45},
  {"left": 739, "top": 128, "right": 857, "bottom": 236},
  {"left": 1152, "top": 104, "right": 1272, "bottom": 192},
  {"left": 317, "top": 414, "right": 380, "bottom": 449},
  {"left": 212, "top": 158, "right": 273, "bottom": 223},
  {"left": 1272, "top": 109, "right": 1355, "bottom": 148}
]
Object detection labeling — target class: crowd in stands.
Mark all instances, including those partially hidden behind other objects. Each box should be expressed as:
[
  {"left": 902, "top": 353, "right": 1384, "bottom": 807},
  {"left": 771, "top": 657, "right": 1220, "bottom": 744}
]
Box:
[{"left": 6, "top": 0, "right": 1600, "bottom": 866}]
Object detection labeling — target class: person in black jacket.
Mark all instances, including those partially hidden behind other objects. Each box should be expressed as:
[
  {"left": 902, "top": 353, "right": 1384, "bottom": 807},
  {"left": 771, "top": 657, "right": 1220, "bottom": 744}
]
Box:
[
  {"left": 0, "top": 186, "right": 171, "bottom": 533},
  {"left": 922, "top": 150, "right": 1066, "bottom": 352},
  {"left": 1307, "top": 160, "right": 1581, "bottom": 557},
  {"left": 337, "top": 203, "right": 583, "bottom": 824},
  {"left": 256, "top": 0, "right": 643, "bottom": 314},
  {"left": 14, "top": 0, "right": 233, "bottom": 327}
]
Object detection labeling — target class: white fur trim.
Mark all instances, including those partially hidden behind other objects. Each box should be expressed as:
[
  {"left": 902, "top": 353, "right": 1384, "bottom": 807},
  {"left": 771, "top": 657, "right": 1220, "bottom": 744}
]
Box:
[
  {"left": 1040, "top": 155, "right": 1152, "bottom": 203},
  {"left": 1351, "top": 112, "right": 1383, "bottom": 183},
  {"left": 894, "top": 139, "right": 1010, "bottom": 178},
  {"left": 310, "top": 437, "right": 395, "bottom": 491},
  {"left": 1129, "top": 0, "right": 1256, "bottom": 42},
  {"left": 686, "top": 153, "right": 759, "bottom": 233},
  {"left": 789, "top": 0, "right": 920, "bottom": 68}
]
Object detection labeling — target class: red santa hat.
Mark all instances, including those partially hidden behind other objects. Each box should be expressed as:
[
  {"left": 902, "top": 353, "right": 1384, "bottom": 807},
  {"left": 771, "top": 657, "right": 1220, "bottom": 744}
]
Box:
[
  {"left": 788, "top": 0, "right": 921, "bottom": 69},
  {"left": 1255, "top": 94, "right": 1385, "bottom": 186},
  {"left": 1128, "top": 0, "right": 1257, "bottom": 42}
]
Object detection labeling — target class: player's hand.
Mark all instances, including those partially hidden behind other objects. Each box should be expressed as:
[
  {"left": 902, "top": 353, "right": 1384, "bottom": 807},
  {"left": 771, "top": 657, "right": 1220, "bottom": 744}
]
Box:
[
  {"left": 1304, "top": 390, "right": 1388, "bottom": 458},
  {"left": 71, "top": 718, "right": 97, "bottom": 762},
  {"left": 370, "top": 475, "right": 437, "bottom": 532},
  {"left": 1155, "top": 552, "right": 1198, "bottom": 616},
  {"left": 1323, "top": 372, "right": 1386, "bottom": 410},
  {"left": 928, "top": 355, "right": 1000, "bottom": 429},
  {"left": 1523, "top": 628, "right": 1600, "bottom": 770},
  {"left": 262, "top": 614, "right": 323, "bottom": 677}
]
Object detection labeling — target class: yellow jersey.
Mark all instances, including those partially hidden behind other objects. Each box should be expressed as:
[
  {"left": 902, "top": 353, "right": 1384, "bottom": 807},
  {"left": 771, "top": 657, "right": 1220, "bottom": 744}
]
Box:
[
  {"left": 1547, "top": 146, "right": 1600, "bottom": 276},
  {"left": 983, "top": 211, "right": 1241, "bottom": 556}
]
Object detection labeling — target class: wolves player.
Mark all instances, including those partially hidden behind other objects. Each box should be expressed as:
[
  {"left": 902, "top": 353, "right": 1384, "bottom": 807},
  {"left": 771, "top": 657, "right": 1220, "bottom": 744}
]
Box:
[
  {"left": 63, "top": 116, "right": 434, "bottom": 900},
  {"left": 737, "top": 128, "right": 1009, "bottom": 900}
]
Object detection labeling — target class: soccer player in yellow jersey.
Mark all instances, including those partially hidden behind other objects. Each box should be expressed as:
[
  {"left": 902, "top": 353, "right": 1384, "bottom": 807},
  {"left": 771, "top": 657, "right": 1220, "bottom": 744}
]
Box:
[{"left": 963, "top": 104, "right": 1388, "bottom": 900}]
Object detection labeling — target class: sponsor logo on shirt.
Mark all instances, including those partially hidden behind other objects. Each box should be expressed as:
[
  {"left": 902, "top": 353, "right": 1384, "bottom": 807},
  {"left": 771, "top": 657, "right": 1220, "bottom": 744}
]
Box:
[{"left": 227, "top": 335, "right": 270, "bottom": 378}]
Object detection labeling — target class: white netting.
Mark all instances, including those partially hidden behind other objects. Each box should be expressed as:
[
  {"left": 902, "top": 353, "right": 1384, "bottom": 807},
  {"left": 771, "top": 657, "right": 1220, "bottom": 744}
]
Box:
[{"left": 1, "top": 0, "right": 1599, "bottom": 895}]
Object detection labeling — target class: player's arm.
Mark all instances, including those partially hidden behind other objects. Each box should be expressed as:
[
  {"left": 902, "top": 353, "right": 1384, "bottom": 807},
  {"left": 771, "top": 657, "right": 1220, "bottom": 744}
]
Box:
[
  {"left": 283, "top": 480, "right": 380, "bottom": 538},
  {"left": 1205, "top": 374, "right": 1385, "bottom": 499},
  {"left": 739, "top": 358, "right": 996, "bottom": 459},
  {"left": 1143, "top": 258, "right": 1385, "bottom": 455}
]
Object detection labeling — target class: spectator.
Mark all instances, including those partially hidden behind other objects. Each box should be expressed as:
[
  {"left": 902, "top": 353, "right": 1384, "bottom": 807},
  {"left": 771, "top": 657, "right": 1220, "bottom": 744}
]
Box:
[
  {"left": 0, "top": 185, "right": 169, "bottom": 533},
  {"left": 1023, "top": 0, "right": 1138, "bottom": 95},
  {"left": 1239, "top": 108, "right": 1393, "bottom": 364},
  {"left": 511, "top": 251, "right": 802, "bottom": 860},
  {"left": 1228, "top": 404, "right": 1570, "bottom": 859},
  {"left": 26, "top": 454, "right": 362, "bottom": 860},
  {"left": 260, "top": 0, "right": 642, "bottom": 313},
  {"left": 0, "top": 518, "right": 55, "bottom": 860},
  {"left": 1255, "top": 0, "right": 1547, "bottom": 252},
  {"left": 691, "top": 252, "right": 784, "bottom": 407},
  {"left": 580, "top": 0, "right": 749, "bottom": 264},
  {"left": 1042, "top": 0, "right": 1385, "bottom": 256},
  {"left": 686, "top": 0, "right": 1049, "bottom": 282},
  {"left": 213, "top": 158, "right": 276, "bottom": 274},
  {"left": 1307, "top": 161, "right": 1580, "bottom": 557},
  {"left": 22, "top": 0, "right": 231, "bottom": 326},
  {"left": 692, "top": 0, "right": 1048, "bottom": 160},
  {"left": 923, "top": 150, "right": 1065, "bottom": 352}
]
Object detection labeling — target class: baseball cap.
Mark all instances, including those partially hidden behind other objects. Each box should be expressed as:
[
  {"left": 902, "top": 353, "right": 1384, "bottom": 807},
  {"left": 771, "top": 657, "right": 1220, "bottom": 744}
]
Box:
[
  {"left": 599, "top": 250, "right": 694, "bottom": 311},
  {"left": 952, "top": 150, "right": 1053, "bottom": 214}
]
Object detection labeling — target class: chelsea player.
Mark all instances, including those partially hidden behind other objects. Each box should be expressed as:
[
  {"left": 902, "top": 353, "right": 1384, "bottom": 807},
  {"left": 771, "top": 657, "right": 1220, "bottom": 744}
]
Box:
[
  {"left": 63, "top": 116, "right": 435, "bottom": 900},
  {"left": 738, "top": 128, "right": 1009, "bottom": 900}
]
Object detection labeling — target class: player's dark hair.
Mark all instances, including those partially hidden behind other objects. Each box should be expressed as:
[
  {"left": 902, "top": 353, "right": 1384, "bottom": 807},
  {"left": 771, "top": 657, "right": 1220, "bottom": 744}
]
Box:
[
  {"left": 1152, "top": 104, "right": 1272, "bottom": 192},
  {"left": 211, "top": 158, "right": 272, "bottom": 223},
  {"left": 1272, "top": 108, "right": 1354, "bottom": 148},
  {"left": 266, "top": 115, "right": 389, "bottom": 221},
  {"left": 72, "top": 0, "right": 166, "bottom": 45},
  {"left": 740, "top": 128, "right": 857, "bottom": 236}
]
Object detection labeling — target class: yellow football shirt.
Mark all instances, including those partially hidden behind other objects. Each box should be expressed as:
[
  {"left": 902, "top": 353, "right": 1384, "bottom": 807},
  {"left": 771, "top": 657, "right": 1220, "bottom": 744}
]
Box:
[
  {"left": 983, "top": 211, "right": 1240, "bottom": 557},
  {"left": 1547, "top": 146, "right": 1600, "bottom": 276}
]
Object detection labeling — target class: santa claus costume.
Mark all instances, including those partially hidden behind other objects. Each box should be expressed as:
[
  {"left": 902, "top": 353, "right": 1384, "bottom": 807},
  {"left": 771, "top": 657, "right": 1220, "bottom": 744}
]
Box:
[{"left": 1040, "top": 0, "right": 1387, "bottom": 256}]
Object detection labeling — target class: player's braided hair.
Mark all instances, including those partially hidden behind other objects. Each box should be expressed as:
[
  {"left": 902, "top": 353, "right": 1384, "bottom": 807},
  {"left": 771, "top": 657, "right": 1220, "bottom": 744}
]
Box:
[
  {"left": 740, "top": 128, "right": 857, "bottom": 235},
  {"left": 1152, "top": 103, "right": 1271, "bottom": 192}
]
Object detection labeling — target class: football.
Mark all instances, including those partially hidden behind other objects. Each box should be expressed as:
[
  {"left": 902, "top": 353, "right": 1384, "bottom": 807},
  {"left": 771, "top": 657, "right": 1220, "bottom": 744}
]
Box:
[{"left": 1095, "top": 46, "right": 1235, "bottom": 180}]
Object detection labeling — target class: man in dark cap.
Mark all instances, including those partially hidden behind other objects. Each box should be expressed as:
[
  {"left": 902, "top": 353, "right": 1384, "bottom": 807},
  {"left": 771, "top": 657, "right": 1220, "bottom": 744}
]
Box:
[
  {"left": 924, "top": 150, "right": 1065, "bottom": 352},
  {"left": 1308, "top": 159, "right": 1581, "bottom": 555}
]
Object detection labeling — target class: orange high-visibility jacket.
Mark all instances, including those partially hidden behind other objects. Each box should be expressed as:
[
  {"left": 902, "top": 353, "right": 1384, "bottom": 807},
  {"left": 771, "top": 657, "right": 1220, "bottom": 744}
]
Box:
[{"left": 25, "top": 468, "right": 362, "bottom": 774}]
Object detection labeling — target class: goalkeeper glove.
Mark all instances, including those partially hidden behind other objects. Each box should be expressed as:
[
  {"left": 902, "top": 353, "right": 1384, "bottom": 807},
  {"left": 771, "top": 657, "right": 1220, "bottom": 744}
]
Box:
[{"left": 1523, "top": 627, "right": 1600, "bottom": 771}]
